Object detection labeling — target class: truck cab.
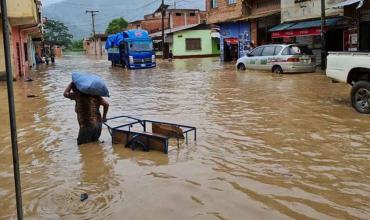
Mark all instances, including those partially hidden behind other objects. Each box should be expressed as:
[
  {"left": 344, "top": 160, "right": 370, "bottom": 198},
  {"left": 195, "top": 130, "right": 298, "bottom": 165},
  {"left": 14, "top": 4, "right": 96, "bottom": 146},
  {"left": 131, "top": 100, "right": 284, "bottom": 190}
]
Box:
[{"left": 106, "top": 30, "right": 156, "bottom": 69}]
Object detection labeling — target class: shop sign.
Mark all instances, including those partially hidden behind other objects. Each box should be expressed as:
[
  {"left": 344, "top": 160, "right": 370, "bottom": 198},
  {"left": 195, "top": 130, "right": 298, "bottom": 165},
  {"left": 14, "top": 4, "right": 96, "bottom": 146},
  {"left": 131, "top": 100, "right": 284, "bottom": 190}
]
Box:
[
  {"left": 272, "top": 28, "right": 322, "bottom": 38},
  {"left": 224, "top": 38, "right": 239, "bottom": 44}
]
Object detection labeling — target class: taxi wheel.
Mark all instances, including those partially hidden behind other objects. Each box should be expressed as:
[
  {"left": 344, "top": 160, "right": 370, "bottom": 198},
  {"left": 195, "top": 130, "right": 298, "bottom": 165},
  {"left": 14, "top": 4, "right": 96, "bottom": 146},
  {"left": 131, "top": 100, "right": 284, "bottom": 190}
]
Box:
[
  {"left": 272, "top": 66, "right": 283, "bottom": 74},
  {"left": 237, "top": 63, "right": 246, "bottom": 71}
]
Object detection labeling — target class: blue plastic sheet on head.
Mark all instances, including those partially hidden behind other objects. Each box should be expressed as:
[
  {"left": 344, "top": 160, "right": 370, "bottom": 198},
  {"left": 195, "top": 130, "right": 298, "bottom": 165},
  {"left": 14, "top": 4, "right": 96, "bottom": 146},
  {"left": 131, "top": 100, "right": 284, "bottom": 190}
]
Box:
[{"left": 72, "top": 72, "right": 110, "bottom": 97}]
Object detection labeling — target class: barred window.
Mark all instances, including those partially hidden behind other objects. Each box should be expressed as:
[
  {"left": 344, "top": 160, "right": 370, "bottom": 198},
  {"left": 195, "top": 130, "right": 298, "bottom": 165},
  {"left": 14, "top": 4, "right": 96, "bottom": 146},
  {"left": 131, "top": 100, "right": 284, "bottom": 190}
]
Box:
[
  {"left": 211, "top": 0, "right": 218, "bottom": 8},
  {"left": 186, "top": 38, "right": 201, "bottom": 50}
]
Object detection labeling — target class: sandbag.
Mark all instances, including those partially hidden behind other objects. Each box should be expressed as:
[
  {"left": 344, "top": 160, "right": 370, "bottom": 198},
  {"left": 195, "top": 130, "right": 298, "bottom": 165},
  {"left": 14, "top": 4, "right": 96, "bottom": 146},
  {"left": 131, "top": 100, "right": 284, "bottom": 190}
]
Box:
[{"left": 72, "top": 72, "right": 110, "bottom": 97}]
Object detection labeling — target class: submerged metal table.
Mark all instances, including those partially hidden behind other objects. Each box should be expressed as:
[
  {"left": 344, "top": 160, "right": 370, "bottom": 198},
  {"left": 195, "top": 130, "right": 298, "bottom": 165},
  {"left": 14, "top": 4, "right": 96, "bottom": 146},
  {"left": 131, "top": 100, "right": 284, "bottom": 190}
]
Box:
[{"left": 104, "top": 116, "right": 196, "bottom": 154}]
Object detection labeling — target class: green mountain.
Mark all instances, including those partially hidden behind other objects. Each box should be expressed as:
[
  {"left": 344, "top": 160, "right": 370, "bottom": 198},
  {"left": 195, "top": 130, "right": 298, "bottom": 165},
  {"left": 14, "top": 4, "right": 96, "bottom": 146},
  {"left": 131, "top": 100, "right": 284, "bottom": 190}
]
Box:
[{"left": 43, "top": 0, "right": 205, "bottom": 39}]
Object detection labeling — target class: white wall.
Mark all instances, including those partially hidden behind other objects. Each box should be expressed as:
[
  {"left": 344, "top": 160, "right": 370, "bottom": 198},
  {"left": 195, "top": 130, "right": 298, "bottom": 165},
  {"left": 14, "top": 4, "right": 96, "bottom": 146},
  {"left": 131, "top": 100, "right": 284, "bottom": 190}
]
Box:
[{"left": 281, "top": 0, "right": 344, "bottom": 23}]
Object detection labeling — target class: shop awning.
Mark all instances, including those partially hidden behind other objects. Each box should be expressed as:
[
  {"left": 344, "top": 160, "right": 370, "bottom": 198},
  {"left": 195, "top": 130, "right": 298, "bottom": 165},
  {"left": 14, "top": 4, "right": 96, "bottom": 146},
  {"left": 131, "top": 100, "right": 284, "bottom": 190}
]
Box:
[
  {"left": 328, "top": 0, "right": 364, "bottom": 9},
  {"left": 269, "top": 17, "right": 347, "bottom": 38}
]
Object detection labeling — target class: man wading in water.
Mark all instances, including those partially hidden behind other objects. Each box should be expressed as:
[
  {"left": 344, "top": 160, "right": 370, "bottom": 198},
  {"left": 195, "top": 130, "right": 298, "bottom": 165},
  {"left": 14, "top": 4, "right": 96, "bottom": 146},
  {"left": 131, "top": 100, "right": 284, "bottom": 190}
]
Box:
[{"left": 64, "top": 82, "right": 109, "bottom": 145}]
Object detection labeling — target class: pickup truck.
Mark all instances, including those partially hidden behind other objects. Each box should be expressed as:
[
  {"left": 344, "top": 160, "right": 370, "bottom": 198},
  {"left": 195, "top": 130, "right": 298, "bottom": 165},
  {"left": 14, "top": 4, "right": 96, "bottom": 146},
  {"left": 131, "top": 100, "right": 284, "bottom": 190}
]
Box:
[{"left": 326, "top": 52, "right": 370, "bottom": 114}]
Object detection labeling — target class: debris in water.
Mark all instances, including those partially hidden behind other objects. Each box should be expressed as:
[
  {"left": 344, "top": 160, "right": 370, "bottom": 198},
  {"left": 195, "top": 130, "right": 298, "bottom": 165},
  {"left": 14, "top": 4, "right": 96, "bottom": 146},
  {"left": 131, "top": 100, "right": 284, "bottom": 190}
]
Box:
[
  {"left": 27, "top": 94, "right": 38, "bottom": 98},
  {"left": 80, "top": 193, "right": 88, "bottom": 202},
  {"left": 25, "top": 78, "right": 34, "bottom": 82}
]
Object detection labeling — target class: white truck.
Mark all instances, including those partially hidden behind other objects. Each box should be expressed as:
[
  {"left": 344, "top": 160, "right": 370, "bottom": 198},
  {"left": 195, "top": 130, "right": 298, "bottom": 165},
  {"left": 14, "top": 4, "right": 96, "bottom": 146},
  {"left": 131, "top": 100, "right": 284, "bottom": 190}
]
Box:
[{"left": 326, "top": 52, "right": 370, "bottom": 114}]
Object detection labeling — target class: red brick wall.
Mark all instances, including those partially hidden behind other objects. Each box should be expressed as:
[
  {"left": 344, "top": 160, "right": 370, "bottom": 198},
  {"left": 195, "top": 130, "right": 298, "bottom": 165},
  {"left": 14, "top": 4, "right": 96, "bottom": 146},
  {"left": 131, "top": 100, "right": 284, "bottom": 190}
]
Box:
[
  {"left": 250, "top": 0, "right": 280, "bottom": 15},
  {"left": 251, "top": 21, "right": 258, "bottom": 44},
  {"left": 141, "top": 19, "right": 169, "bottom": 33},
  {"left": 206, "top": 0, "right": 280, "bottom": 24},
  {"left": 187, "top": 12, "right": 200, "bottom": 25},
  {"left": 171, "top": 12, "right": 186, "bottom": 27},
  {"left": 206, "top": 0, "right": 244, "bottom": 24}
]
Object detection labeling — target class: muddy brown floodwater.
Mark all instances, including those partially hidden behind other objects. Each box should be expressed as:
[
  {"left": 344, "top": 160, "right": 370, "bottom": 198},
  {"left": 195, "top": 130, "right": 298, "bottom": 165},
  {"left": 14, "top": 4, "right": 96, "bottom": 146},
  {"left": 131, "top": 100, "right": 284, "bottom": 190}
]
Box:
[{"left": 0, "top": 54, "right": 369, "bottom": 220}]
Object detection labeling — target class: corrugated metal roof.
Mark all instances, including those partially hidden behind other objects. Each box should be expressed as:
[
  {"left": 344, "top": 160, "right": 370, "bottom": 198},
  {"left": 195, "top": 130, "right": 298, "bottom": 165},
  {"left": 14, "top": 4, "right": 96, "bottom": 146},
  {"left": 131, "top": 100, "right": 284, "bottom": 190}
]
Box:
[
  {"left": 149, "top": 24, "right": 200, "bottom": 37},
  {"left": 269, "top": 17, "right": 345, "bottom": 32}
]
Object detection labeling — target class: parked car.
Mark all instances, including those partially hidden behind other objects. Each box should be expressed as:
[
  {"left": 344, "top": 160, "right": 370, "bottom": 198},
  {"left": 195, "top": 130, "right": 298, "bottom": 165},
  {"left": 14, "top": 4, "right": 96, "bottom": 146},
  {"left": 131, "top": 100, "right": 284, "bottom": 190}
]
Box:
[
  {"left": 236, "top": 44, "right": 316, "bottom": 74},
  {"left": 326, "top": 52, "right": 370, "bottom": 114}
]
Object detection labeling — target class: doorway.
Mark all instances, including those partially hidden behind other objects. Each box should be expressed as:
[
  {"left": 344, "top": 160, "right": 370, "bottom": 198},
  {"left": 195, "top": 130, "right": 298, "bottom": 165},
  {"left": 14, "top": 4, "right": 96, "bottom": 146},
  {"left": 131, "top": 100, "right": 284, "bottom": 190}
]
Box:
[
  {"left": 359, "top": 21, "right": 370, "bottom": 51},
  {"left": 223, "top": 38, "right": 238, "bottom": 62}
]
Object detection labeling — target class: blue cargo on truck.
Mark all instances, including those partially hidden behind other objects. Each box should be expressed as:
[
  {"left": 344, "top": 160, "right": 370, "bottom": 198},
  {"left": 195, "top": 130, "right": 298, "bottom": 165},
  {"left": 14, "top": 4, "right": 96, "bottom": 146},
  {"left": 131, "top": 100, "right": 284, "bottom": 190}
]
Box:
[{"left": 105, "top": 30, "right": 156, "bottom": 69}]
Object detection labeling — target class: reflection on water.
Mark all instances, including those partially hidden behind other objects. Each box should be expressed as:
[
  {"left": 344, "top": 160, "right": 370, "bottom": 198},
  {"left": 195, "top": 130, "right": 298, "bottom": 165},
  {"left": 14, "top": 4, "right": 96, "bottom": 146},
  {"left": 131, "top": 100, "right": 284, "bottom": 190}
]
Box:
[{"left": 0, "top": 54, "right": 369, "bottom": 219}]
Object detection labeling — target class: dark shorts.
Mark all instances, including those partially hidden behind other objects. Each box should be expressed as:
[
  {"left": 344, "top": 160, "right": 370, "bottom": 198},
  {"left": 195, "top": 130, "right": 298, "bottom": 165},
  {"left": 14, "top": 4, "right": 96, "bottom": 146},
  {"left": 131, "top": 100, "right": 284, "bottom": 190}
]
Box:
[{"left": 77, "top": 123, "right": 102, "bottom": 145}]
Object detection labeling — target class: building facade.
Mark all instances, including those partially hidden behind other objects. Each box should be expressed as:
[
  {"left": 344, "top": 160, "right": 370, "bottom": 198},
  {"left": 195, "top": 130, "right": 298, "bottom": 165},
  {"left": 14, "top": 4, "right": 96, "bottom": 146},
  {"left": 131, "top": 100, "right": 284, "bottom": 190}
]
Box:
[
  {"left": 268, "top": 0, "right": 351, "bottom": 65},
  {"left": 169, "top": 25, "right": 220, "bottom": 58},
  {"left": 206, "top": 0, "right": 250, "bottom": 61},
  {"left": 83, "top": 34, "right": 107, "bottom": 56},
  {"left": 128, "top": 7, "right": 207, "bottom": 34},
  {"left": 206, "top": 0, "right": 281, "bottom": 61},
  {"left": 0, "top": 0, "right": 43, "bottom": 80}
]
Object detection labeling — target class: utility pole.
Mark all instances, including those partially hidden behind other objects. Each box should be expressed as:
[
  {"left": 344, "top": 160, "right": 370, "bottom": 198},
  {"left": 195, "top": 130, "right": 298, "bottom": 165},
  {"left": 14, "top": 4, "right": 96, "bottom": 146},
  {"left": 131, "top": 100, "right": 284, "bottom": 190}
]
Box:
[
  {"left": 86, "top": 10, "right": 99, "bottom": 56},
  {"left": 0, "top": 0, "right": 24, "bottom": 219},
  {"left": 320, "top": 0, "right": 326, "bottom": 70},
  {"left": 161, "top": 0, "right": 165, "bottom": 59}
]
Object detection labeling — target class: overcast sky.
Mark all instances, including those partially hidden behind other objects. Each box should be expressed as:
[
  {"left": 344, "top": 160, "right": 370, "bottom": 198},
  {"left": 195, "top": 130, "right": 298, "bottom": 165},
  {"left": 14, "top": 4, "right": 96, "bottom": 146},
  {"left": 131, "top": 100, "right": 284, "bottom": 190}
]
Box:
[
  {"left": 42, "top": 0, "right": 64, "bottom": 6},
  {"left": 42, "top": 0, "right": 205, "bottom": 8}
]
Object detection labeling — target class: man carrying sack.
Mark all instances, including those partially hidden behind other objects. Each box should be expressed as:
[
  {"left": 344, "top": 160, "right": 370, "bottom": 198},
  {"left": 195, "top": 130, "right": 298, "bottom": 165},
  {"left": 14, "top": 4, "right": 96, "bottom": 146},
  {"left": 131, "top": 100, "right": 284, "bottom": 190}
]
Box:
[{"left": 64, "top": 73, "right": 110, "bottom": 145}]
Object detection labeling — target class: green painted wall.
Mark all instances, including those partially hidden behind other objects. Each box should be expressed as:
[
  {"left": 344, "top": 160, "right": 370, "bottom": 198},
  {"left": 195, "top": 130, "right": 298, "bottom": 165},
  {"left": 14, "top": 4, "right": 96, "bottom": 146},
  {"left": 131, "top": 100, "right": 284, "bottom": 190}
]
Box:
[{"left": 171, "top": 29, "right": 220, "bottom": 57}]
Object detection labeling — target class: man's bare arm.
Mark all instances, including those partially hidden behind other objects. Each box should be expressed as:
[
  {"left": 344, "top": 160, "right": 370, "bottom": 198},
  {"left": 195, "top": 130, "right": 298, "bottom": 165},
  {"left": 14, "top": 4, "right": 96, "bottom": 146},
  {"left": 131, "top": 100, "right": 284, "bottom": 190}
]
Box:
[
  {"left": 63, "top": 82, "right": 76, "bottom": 100},
  {"left": 100, "top": 98, "right": 109, "bottom": 122}
]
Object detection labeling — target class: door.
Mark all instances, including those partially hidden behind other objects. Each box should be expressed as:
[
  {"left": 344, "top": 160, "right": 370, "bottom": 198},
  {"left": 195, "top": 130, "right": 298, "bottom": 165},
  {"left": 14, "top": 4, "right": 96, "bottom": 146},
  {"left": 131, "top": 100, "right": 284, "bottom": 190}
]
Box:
[
  {"left": 248, "top": 46, "right": 264, "bottom": 69},
  {"left": 259, "top": 46, "right": 275, "bottom": 70}
]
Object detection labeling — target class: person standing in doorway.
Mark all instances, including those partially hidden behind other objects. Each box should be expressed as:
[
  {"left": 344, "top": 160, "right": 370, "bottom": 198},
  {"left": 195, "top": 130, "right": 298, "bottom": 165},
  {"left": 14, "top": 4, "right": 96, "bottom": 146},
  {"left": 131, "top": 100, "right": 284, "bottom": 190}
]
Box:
[{"left": 63, "top": 82, "right": 109, "bottom": 145}]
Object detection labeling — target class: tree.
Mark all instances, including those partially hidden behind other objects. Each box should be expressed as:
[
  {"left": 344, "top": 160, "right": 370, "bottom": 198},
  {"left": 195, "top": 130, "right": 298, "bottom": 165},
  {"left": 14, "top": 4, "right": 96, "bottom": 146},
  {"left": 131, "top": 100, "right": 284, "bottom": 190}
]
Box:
[
  {"left": 44, "top": 19, "right": 73, "bottom": 46},
  {"left": 69, "top": 40, "right": 84, "bottom": 51},
  {"left": 105, "top": 17, "right": 128, "bottom": 35}
]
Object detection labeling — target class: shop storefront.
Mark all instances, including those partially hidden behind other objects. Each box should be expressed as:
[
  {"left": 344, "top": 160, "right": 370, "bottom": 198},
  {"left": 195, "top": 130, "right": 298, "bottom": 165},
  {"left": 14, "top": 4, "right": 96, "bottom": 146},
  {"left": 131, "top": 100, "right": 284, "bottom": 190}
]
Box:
[
  {"left": 269, "top": 17, "right": 349, "bottom": 65},
  {"left": 359, "top": 8, "right": 370, "bottom": 51},
  {"left": 330, "top": 0, "right": 369, "bottom": 51},
  {"left": 219, "top": 21, "right": 251, "bottom": 62}
]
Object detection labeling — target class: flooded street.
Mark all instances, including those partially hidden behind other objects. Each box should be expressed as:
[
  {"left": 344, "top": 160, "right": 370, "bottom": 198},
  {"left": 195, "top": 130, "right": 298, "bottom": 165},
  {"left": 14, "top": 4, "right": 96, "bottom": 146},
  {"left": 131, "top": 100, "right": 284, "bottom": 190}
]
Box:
[{"left": 0, "top": 54, "right": 369, "bottom": 220}]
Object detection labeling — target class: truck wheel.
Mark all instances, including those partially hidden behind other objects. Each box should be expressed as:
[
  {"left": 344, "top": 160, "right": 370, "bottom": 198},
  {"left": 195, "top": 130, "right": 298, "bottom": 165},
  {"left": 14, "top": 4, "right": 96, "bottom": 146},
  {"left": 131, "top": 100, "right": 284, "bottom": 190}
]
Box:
[
  {"left": 237, "top": 63, "right": 246, "bottom": 71},
  {"left": 351, "top": 81, "right": 370, "bottom": 114}
]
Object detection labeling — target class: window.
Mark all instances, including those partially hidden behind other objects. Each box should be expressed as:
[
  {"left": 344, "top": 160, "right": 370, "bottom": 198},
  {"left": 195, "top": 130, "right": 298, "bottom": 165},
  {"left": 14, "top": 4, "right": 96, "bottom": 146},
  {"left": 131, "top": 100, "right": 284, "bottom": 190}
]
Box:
[
  {"left": 186, "top": 38, "right": 201, "bottom": 50},
  {"left": 211, "top": 0, "right": 218, "bottom": 8},
  {"left": 261, "top": 46, "right": 275, "bottom": 56},
  {"left": 176, "top": 13, "right": 182, "bottom": 16},
  {"left": 281, "top": 47, "right": 289, "bottom": 55},
  {"left": 274, "top": 46, "right": 283, "bottom": 55},
  {"left": 282, "top": 45, "right": 313, "bottom": 55},
  {"left": 228, "top": 0, "right": 236, "bottom": 4},
  {"left": 189, "top": 12, "right": 196, "bottom": 16},
  {"left": 24, "top": 43, "right": 28, "bottom": 61},
  {"left": 250, "top": 47, "right": 263, "bottom": 56}
]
